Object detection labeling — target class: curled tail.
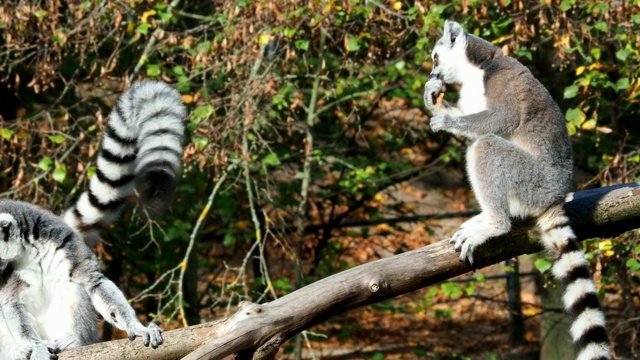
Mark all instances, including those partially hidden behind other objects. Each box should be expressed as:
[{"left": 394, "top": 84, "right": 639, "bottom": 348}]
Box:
[
  {"left": 64, "top": 80, "right": 186, "bottom": 244},
  {"left": 537, "top": 207, "right": 611, "bottom": 360}
]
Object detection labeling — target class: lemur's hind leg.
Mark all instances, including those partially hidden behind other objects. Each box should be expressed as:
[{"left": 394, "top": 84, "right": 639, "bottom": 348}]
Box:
[{"left": 452, "top": 134, "right": 551, "bottom": 265}]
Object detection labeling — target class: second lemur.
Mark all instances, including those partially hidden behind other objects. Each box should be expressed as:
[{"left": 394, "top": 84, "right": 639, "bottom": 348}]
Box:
[
  {"left": 0, "top": 80, "right": 186, "bottom": 360},
  {"left": 424, "top": 21, "right": 610, "bottom": 360}
]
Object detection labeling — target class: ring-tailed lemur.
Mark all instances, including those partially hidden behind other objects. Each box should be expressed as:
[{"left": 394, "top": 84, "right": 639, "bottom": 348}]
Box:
[
  {"left": 0, "top": 80, "right": 186, "bottom": 360},
  {"left": 423, "top": 21, "right": 610, "bottom": 359}
]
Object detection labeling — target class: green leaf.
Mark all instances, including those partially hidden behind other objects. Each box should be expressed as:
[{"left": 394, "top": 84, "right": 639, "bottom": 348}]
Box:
[
  {"left": 563, "top": 85, "right": 579, "bottom": 99},
  {"left": 173, "top": 66, "right": 184, "bottom": 75},
  {"left": 193, "top": 104, "right": 214, "bottom": 119},
  {"left": 192, "top": 137, "right": 208, "bottom": 149},
  {"left": 626, "top": 258, "right": 640, "bottom": 272},
  {"left": 158, "top": 10, "right": 172, "bottom": 23},
  {"left": 559, "top": 0, "right": 574, "bottom": 12},
  {"left": 514, "top": 48, "right": 532, "bottom": 61},
  {"left": 566, "top": 107, "right": 585, "bottom": 126},
  {"left": 371, "top": 353, "right": 385, "bottom": 360},
  {"left": 594, "top": 21, "right": 607, "bottom": 32},
  {"left": 346, "top": 36, "right": 360, "bottom": 52},
  {"left": 196, "top": 40, "right": 211, "bottom": 53},
  {"left": 534, "top": 258, "right": 552, "bottom": 274},
  {"left": 441, "top": 282, "right": 462, "bottom": 299},
  {"left": 47, "top": 135, "right": 66, "bottom": 144},
  {"left": 616, "top": 48, "right": 631, "bottom": 61},
  {"left": 616, "top": 78, "right": 630, "bottom": 91},
  {"left": 0, "top": 128, "right": 14, "bottom": 140},
  {"left": 284, "top": 27, "right": 296, "bottom": 38},
  {"left": 38, "top": 157, "right": 53, "bottom": 171},
  {"left": 34, "top": 10, "right": 47, "bottom": 18},
  {"left": 223, "top": 232, "right": 235, "bottom": 246},
  {"left": 136, "top": 23, "right": 151, "bottom": 35},
  {"left": 294, "top": 39, "right": 309, "bottom": 51},
  {"left": 476, "top": 273, "right": 486, "bottom": 284},
  {"left": 262, "top": 153, "right": 281, "bottom": 166},
  {"left": 146, "top": 64, "right": 162, "bottom": 77},
  {"left": 465, "top": 282, "right": 475, "bottom": 296},
  {"left": 52, "top": 164, "right": 67, "bottom": 183},
  {"left": 80, "top": 1, "right": 92, "bottom": 10}
]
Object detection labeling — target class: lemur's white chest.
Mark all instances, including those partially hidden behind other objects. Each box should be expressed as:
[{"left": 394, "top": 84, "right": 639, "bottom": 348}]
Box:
[
  {"left": 457, "top": 66, "right": 488, "bottom": 115},
  {"left": 15, "top": 241, "right": 74, "bottom": 318}
]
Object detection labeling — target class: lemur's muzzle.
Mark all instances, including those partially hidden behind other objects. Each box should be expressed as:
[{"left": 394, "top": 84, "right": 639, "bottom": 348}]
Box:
[{"left": 429, "top": 72, "right": 443, "bottom": 80}]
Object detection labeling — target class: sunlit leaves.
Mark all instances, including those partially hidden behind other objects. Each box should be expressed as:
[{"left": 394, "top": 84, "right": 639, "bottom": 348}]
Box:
[
  {"left": 136, "top": 23, "right": 151, "bottom": 35},
  {"left": 47, "top": 134, "right": 65, "bottom": 144},
  {"left": 616, "top": 48, "right": 632, "bottom": 62},
  {"left": 294, "top": 39, "right": 309, "bottom": 51},
  {"left": 534, "top": 258, "right": 552, "bottom": 274},
  {"left": 345, "top": 36, "right": 360, "bottom": 52},
  {"left": 0, "top": 128, "right": 14, "bottom": 140},
  {"left": 440, "top": 282, "right": 462, "bottom": 299},
  {"left": 564, "top": 85, "right": 579, "bottom": 99},
  {"left": 627, "top": 258, "right": 640, "bottom": 272},
  {"left": 598, "top": 239, "right": 615, "bottom": 257},
  {"left": 52, "top": 164, "right": 66, "bottom": 183},
  {"left": 34, "top": 9, "right": 47, "bottom": 19},
  {"left": 38, "top": 157, "right": 53, "bottom": 171},
  {"left": 146, "top": 63, "right": 161, "bottom": 77}
]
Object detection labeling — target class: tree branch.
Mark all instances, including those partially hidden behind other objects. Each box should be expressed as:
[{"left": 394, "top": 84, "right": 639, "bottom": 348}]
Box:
[{"left": 58, "top": 183, "right": 640, "bottom": 360}]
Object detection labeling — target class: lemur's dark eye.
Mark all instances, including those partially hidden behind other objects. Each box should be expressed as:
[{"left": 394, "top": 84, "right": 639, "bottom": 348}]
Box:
[{"left": 433, "top": 53, "right": 439, "bottom": 67}]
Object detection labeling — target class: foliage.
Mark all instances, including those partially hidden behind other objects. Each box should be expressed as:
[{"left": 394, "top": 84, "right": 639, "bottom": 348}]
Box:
[{"left": 1, "top": 0, "right": 639, "bottom": 357}]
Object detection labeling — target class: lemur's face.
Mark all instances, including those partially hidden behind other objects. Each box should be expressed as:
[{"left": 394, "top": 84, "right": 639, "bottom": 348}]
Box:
[
  {"left": 0, "top": 213, "right": 22, "bottom": 272},
  {"left": 430, "top": 20, "right": 469, "bottom": 85}
]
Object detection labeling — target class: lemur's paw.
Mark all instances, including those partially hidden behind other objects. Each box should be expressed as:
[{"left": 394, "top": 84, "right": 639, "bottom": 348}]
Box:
[
  {"left": 430, "top": 114, "right": 453, "bottom": 132},
  {"left": 127, "top": 322, "right": 163, "bottom": 348},
  {"left": 458, "top": 237, "right": 485, "bottom": 266},
  {"left": 450, "top": 222, "right": 490, "bottom": 267},
  {"left": 42, "top": 336, "right": 80, "bottom": 354},
  {"left": 424, "top": 78, "right": 445, "bottom": 112},
  {"left": 12, "top": 343, "right": 57, "bottom": 360}
]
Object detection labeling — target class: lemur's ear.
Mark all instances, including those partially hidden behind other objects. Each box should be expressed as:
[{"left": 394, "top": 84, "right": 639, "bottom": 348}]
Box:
[
  {"left": 444, "top": 20, "right": 463, "bottom": 45},
  {"left": 0, "top": 214, "right": 14, "bottom": 241}
]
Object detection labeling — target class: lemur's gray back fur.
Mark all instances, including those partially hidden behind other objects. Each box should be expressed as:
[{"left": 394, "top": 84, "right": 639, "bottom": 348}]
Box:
[
  {"left": 424, "top": 20, "right": 610, "bottom": 360},
  {"left": 64, "top": 80, "right": 186, "bottom": 244}
]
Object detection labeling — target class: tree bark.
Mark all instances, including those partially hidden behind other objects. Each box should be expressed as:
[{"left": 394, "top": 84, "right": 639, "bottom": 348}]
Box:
[{"left": 58, "top": 183, "right": 640, "bottom": 360}]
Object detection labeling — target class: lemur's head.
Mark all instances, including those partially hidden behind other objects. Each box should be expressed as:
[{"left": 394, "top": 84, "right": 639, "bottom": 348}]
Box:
[
  {"left": 429, "top": 20, "right": 503, "bottom": 85},
  {"left": 0, "top": 213, "right": 22, "bottom": 273}
]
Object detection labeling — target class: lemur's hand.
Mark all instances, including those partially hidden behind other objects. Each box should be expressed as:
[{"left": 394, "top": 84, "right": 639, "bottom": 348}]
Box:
[
  {"left": 424, "top": 78, "right": 445, "bottom": 113},
  {"left": 430, "top": 113, "right": 454, "bottom": 132},
  {"left": 126, "top": 321, "right": 163, "bottom": 349}
]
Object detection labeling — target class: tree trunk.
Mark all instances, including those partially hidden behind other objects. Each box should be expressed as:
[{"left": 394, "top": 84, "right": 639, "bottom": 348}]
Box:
[{"left": 57, "top": 183, "right": 640, "bottom": 360}]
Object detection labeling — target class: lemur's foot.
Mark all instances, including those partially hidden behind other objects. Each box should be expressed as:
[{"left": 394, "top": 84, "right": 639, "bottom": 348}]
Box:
[{"left": 450, "top": 215, "right": 506, "bottom": 267}]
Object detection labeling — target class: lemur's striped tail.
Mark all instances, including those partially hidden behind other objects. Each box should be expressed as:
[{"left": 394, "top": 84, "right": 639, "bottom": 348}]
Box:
[
  {"left": 537, "top": 206, "right": 611, "bottom": 360},
  {"left": 64, "top": 80, "right": 186, "bottom": 244}
]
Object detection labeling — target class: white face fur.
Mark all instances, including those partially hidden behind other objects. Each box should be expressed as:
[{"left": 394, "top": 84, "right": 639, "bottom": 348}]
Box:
[
  {"left": 430, "top": 20, "right": 472, "bottom": 85},
  {"left": 0, "top": 213, "right": 22, "bottom": 273}
]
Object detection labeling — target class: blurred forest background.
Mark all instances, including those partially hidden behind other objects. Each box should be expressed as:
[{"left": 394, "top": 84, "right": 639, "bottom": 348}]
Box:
[{"left": 1, "top": 0, "right": 640, "bottom": 359}]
